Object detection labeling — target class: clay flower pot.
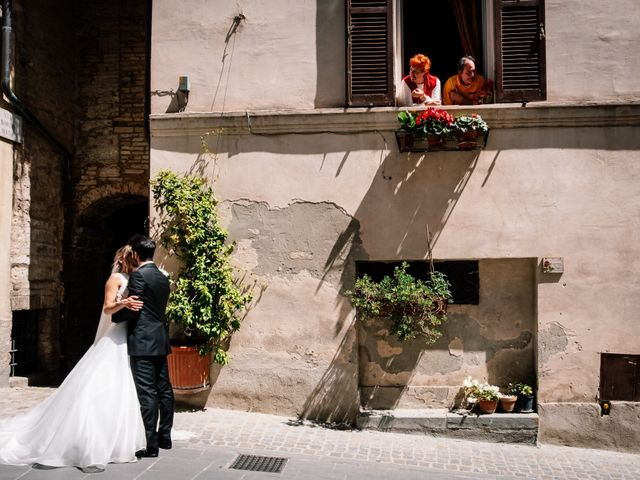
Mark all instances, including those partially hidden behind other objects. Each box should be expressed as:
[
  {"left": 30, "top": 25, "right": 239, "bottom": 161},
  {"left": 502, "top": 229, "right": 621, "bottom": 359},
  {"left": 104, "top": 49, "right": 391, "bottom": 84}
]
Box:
[
  {"left": 499, "top": 394, "right": 517, "bottom": 412},
  {"left": 477, "top": 399, "right": 498, "bottom": 414}
]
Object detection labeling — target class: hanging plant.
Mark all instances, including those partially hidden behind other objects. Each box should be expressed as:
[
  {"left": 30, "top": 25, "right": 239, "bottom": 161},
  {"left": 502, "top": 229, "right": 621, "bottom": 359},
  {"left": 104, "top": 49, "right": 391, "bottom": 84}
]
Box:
[{"left": 348, "top": 262, "right": 452, "bottom": 345}]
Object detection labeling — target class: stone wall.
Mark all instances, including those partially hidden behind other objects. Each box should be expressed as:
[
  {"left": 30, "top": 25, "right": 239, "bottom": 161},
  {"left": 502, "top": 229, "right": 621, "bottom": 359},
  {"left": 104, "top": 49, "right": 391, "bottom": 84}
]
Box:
[
  {"left": 64, "top": 0, "right": 149, "bottom": 369},
  {"left": 7, "top": 0, "right": 75, "bottom": 381}
]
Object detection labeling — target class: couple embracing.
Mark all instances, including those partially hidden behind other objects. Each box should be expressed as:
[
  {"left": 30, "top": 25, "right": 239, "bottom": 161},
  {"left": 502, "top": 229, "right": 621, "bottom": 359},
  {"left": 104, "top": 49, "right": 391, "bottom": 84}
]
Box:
[{"left": 0, "top": 235, "right": 174, "bottom": 471}]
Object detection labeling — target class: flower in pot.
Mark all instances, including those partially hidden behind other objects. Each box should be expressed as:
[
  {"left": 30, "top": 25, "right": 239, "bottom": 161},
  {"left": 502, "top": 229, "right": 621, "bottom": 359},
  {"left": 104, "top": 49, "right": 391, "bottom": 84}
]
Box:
[
  {"left": 453, "top": 113, "right": 489, "bottom": 149},
  {"left": 508, "top": 382, "right": 535, "bottom": 413},
  {"left": 398, "top": 108, "right": 455, "bottom": 147},
  {"left": 348, "top": 262, "right": 452, "bottom": 345},
  {"left": 463, "top": 377, "right": 500, "bottom": 414},
  {"left": 152, "top": 170, "right": 254, "bottom": 366}
]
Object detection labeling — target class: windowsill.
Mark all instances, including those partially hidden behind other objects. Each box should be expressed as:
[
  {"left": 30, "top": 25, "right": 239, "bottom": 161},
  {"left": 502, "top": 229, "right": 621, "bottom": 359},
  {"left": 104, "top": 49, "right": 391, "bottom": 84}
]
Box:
[{"left": 150, "top": 101, "right": 640, "bottom": 137}]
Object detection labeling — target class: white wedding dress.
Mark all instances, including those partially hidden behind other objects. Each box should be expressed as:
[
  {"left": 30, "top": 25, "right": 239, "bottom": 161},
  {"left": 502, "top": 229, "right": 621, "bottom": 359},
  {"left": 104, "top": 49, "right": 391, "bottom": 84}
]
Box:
[{"left": 0, "top": 273, "right": 145, "bottom": 469}]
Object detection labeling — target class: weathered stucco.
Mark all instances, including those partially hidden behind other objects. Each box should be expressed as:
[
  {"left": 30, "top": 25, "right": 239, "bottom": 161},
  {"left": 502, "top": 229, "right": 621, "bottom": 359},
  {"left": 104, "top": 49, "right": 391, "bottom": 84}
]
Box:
[
  {"left": 150, "top": 0, "right": 640, "bottom": 112},
  {"left": 150, "top": 110, "right": 640, "bottom": 451},
  {"left": 148, "top": 0, "right": 640, "bottom": 452},
  {"left": 358, "top": 259, "right": 535, "bottom": 410}
]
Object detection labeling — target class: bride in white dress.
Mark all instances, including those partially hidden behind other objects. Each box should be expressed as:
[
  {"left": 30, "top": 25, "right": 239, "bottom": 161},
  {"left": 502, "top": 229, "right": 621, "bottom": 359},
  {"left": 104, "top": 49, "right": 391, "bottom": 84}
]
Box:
[{"left": 0, "top": 246, "right": 146, "bottom": 471}]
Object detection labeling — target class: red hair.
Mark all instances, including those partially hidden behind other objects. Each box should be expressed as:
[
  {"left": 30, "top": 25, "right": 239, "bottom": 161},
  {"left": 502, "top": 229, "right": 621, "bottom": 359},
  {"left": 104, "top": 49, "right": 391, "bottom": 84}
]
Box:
[{"left": 409, "top": 54, "right": 431, "bottom": 73}]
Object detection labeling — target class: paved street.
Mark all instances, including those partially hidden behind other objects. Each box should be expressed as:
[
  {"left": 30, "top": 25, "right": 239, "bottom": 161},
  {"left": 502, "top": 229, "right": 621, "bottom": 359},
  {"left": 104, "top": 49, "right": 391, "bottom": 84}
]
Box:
[{"left": 1, "top": 387, "right": 640, "bottom": 479}]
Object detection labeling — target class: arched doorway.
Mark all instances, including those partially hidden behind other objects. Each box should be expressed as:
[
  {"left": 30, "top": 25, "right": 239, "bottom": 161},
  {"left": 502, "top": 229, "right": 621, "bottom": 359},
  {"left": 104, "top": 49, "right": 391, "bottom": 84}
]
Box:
[{"left": 63, "top": 195, "right": 148, "bottom": 372}]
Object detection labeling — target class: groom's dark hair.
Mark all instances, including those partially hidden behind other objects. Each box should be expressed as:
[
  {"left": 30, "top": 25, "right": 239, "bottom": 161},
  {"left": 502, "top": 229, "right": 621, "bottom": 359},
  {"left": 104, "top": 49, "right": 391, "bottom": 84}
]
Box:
[{"left": 128, "top": 234, "right": 156, "bottom": 261}]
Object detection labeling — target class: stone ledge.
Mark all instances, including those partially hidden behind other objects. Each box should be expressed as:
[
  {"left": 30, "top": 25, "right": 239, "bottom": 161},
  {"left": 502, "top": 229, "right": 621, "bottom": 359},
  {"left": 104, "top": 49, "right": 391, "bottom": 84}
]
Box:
[
  {"left": 150, "top": 102, "right": 640, "bottom": 137},
  {"left": 357, "top": 408, "right": 538, "bottom": 444}
]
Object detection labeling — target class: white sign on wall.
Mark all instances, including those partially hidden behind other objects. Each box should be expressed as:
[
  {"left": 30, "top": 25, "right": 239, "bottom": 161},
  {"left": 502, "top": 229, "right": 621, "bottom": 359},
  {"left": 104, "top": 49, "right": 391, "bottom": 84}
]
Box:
[{"left": 0, "top": 107, "right": 23, "bottom": 143}]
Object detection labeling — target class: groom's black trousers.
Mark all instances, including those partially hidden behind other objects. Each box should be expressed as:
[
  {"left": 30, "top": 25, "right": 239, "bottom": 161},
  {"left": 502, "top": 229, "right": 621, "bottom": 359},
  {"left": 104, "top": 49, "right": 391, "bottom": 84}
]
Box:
[{"left": 130, "top": 355, "right": 174, "bottom": 448}]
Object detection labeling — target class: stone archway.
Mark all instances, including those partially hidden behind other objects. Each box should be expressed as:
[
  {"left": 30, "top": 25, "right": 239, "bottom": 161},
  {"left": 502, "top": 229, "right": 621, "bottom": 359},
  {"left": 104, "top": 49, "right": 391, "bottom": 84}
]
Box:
[{"left": 63, "top": 194, "right": 148, "bottom": 372}]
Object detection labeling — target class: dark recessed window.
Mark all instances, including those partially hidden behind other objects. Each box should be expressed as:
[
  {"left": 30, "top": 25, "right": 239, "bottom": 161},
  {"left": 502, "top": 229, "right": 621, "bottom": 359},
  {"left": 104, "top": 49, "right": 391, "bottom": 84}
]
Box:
[
  {"left": 600, "top": 354, "right": 640, "bottom": 401},
  {"left": 356, "top": 260, "right": 479, "bottom": 305}
]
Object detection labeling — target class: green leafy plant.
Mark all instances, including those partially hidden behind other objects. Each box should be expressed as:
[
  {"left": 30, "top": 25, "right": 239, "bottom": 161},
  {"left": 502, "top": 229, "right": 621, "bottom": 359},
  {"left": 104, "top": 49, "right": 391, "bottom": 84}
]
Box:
[
  {"left": 453, "top": 113, "right": 489, "bottom": 134},
  {"left": 151, "top": 170, "right": 253, "bottom": 365},
  {"left": 508, "top": 382, "right": 534, "bottom": 396},
  {"left": 348, "top": 262, "right": 452, "bottom": 344}
]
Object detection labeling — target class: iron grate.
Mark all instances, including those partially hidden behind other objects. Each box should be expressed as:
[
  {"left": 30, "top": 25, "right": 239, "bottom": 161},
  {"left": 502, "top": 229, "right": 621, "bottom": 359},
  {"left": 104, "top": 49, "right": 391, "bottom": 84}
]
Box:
[{"left": 229, "top": 454, "right": 288, "bottom": 473}]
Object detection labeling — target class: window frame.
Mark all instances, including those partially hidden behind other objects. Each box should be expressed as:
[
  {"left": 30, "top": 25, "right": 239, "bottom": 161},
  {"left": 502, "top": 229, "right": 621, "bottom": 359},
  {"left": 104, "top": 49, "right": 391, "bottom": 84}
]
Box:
[{"left": 348, "top": 0, "right": 546, "bottom": 106}]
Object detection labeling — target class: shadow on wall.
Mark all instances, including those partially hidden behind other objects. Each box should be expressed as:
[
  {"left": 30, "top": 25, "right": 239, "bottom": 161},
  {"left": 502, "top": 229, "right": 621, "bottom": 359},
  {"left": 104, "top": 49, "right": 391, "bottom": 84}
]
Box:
[{"left": 297, "top": 321, "right": 360, "bottom": 425}]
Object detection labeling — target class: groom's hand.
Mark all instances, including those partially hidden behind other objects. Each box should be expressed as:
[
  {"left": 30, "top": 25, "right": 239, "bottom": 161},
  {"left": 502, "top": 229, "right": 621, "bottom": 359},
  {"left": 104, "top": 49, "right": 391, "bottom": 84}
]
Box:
[{"left": 121, "top": 295, "right": 143, "bottom": 311}]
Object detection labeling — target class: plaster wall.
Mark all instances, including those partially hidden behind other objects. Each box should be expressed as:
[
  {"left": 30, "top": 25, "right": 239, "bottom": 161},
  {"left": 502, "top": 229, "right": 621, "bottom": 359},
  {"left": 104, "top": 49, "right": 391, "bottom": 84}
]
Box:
[
  {"left": 0, "top": 140, "right": 14, "bottom": 387},
  {"left": 150, "top": 0, "right": 640, "bottom": 112},
  {"left": 151, "top": 118, "right": 640, "bottom": 441}
]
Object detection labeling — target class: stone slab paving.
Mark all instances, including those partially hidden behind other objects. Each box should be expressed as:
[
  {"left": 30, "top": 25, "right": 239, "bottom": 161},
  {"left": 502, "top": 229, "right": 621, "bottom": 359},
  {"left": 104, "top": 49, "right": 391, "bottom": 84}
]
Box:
[{"left": 1, "top": 387, "right": 640, "bottom": 479}]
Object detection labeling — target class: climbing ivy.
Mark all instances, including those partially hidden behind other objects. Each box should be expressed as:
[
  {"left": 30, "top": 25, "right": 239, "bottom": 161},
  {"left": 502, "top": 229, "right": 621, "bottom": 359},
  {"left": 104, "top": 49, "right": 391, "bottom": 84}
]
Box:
[{"left": 152, "top": 170, "right": 252, "bottom": 364}]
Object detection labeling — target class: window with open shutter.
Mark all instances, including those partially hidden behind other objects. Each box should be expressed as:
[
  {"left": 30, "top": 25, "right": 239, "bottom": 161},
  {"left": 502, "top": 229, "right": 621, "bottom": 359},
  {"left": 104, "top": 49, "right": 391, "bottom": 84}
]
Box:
[
  {"left": 494, "top": 0, "right": 546, "bottom": 102},
  {"left": 346, "top": 0, "right": 394, "bottom": 107}
]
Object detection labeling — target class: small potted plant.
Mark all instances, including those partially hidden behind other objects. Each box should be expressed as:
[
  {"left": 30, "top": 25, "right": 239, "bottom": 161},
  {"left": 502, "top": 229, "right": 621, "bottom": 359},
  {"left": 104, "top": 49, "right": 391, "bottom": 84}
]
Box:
[
  {"left": 498, "top": 392, "right": 518, "bottom": 412},
  {"left": 453, "top": 113, "right": 489, "bottom": 150},
  {"left": 397, "top": 108, "right": 455, "bottom": 149},
  {"left": 508, "top": 382, "right": 535, "bottom": 413},
  {"left": 463, "top": 378, "right": 500, "bottom": 414}
]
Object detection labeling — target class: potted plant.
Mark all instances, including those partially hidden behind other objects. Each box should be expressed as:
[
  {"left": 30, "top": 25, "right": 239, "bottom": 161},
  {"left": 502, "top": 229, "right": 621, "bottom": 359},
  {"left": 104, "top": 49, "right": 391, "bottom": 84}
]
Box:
[
  {"left": 498, "top": 392, "right": 518, "bottom": 413},
  {"left": 348, "top": 262, "right": 452, "bottom": 345},
  {"left": 463, "top": 378, "right": 500, "bottom": 414},
  {"left": 453, "top": 113, "right": 489, "bottom": 150},
  {"left": 508, "top": 382, "right": 535, "bottom": 413},
  {"left": 397, "top": 108, "right": 455, "bottom": 149},
  {"left": 152, "top": 170, "right": 253, "bottom": 394}
]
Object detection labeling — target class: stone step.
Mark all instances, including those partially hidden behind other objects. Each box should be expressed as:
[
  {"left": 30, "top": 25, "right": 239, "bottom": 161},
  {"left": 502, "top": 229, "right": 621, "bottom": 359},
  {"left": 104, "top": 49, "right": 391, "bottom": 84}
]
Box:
[
  {"left": 357, "top": 408, "right": 538, "bottom": 444},
  {"left": 8, "top": 376, "right": 28, "bottom": 388}
]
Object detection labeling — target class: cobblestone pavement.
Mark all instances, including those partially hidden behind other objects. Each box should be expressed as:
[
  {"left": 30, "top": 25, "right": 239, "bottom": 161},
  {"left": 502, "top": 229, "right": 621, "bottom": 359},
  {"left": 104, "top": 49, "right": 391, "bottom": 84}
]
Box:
[{"left": 1, "top": 387, "right": 640, "bottom": 479}]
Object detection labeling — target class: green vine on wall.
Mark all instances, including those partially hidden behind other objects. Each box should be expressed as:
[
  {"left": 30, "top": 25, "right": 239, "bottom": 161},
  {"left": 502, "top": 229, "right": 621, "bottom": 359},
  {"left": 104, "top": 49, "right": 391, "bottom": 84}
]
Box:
[{"left": 152, "top": 170, "right": 253, "bottom": 364}]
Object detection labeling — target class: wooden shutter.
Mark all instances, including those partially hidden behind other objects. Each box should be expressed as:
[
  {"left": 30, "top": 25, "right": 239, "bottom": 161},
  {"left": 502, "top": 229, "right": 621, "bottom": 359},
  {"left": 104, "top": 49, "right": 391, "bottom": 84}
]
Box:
[
  {"left": 346, "top": 0, "right": 394, "bottom": 107},
  {"left": 494, "top": 0, "right": 546, "bottom": 102}
]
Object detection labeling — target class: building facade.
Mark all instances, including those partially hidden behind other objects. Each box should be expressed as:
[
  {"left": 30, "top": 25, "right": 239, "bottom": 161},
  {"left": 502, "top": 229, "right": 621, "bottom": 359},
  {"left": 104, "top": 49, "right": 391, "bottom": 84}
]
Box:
[
  {"left": 149, "top": 0, "right": 640, "bottom": 452},
  {"left": 1, "top": 0, "right": 639, "bottom": 455}
]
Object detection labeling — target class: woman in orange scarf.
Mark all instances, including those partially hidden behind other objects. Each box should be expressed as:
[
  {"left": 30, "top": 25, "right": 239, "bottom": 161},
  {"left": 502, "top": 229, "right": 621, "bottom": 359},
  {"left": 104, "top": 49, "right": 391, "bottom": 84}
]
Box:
[{"left": 443, "top": 56, "right": 492, "bottom": 105}]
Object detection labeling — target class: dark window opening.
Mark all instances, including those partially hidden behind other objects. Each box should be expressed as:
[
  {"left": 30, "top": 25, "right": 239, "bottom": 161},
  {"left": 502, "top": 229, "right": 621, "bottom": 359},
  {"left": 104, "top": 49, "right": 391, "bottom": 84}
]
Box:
[
  {"left": 402, "top": 0, "right": 483, "bottom": 86},
  {"left": 600, "top": 353, "right": 640, "bottom": 401},
  {"left": 11, "top": 310, "right": 40, "bottom": 376},
  {"left": 356, "top": 260, "right": 479, "bottom": 305}
]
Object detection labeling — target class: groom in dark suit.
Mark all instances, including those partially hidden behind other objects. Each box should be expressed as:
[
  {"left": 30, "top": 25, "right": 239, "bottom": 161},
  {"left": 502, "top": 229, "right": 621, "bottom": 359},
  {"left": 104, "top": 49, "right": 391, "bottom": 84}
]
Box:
[{"left": 113, "top": 235, "right": 174, "bottom": 458}]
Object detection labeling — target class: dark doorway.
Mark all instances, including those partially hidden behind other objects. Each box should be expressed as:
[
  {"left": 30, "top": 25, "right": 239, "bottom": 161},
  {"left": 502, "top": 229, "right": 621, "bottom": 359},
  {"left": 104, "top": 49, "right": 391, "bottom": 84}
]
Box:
[
  {"left": 63, "top": 196, "right": 148, "bottom": 373},
  {"left": 402, "top": 0, "right": 484, "bottom": 85}
]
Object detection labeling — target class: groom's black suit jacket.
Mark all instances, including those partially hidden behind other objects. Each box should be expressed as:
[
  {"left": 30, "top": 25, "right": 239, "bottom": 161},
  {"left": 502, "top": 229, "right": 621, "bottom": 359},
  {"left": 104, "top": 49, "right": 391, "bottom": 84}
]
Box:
[{"left": 113, "top": 262, "right": 171, "bottom": 356}]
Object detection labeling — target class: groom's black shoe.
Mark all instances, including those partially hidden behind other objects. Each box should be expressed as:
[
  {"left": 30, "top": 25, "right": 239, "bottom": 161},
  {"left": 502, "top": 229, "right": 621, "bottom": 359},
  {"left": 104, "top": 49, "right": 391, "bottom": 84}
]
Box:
[
  {"left": 158, "top": 439, "right": 172, "bottom": 450},
  {"left": 135, "top": 447, "right": 159, "bottom": 458}
]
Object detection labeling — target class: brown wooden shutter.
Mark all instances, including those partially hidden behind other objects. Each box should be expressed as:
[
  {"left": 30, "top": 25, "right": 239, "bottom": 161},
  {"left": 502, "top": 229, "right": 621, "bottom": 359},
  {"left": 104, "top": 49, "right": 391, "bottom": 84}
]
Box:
[
  {"left": 346, "top": 0, "right": 394, "bottom": 107},
  {"left": 600, "top": 354, "right": 640, "bottom": 401},
  {"left": 494, "top": 0, "right": 546, "bottom": 102}
]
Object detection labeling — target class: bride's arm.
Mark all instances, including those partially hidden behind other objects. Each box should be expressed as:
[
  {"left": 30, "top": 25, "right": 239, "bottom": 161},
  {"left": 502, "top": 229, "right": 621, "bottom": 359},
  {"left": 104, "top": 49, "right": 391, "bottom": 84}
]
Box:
[{"left": 103, "top": 274, "right": 142, "bottom": 315}]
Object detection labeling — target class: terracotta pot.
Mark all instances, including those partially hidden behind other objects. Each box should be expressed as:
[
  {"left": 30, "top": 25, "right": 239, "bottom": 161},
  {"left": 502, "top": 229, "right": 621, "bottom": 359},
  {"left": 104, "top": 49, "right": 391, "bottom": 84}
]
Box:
[
  {"left": 167, "top": 345, "right": 212, "bottom": 395},
  {"left": 426, "top": 134, "right": 444, "bottom": 147},
  {"left": 456, "top": 130, "right": 479, "bottom": 150},
  {"left": 499, "top": 395, "right": 517, "bottom": 412},
  {"left": 477, "top": 399, "right": 498, "bottom": 414}
]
